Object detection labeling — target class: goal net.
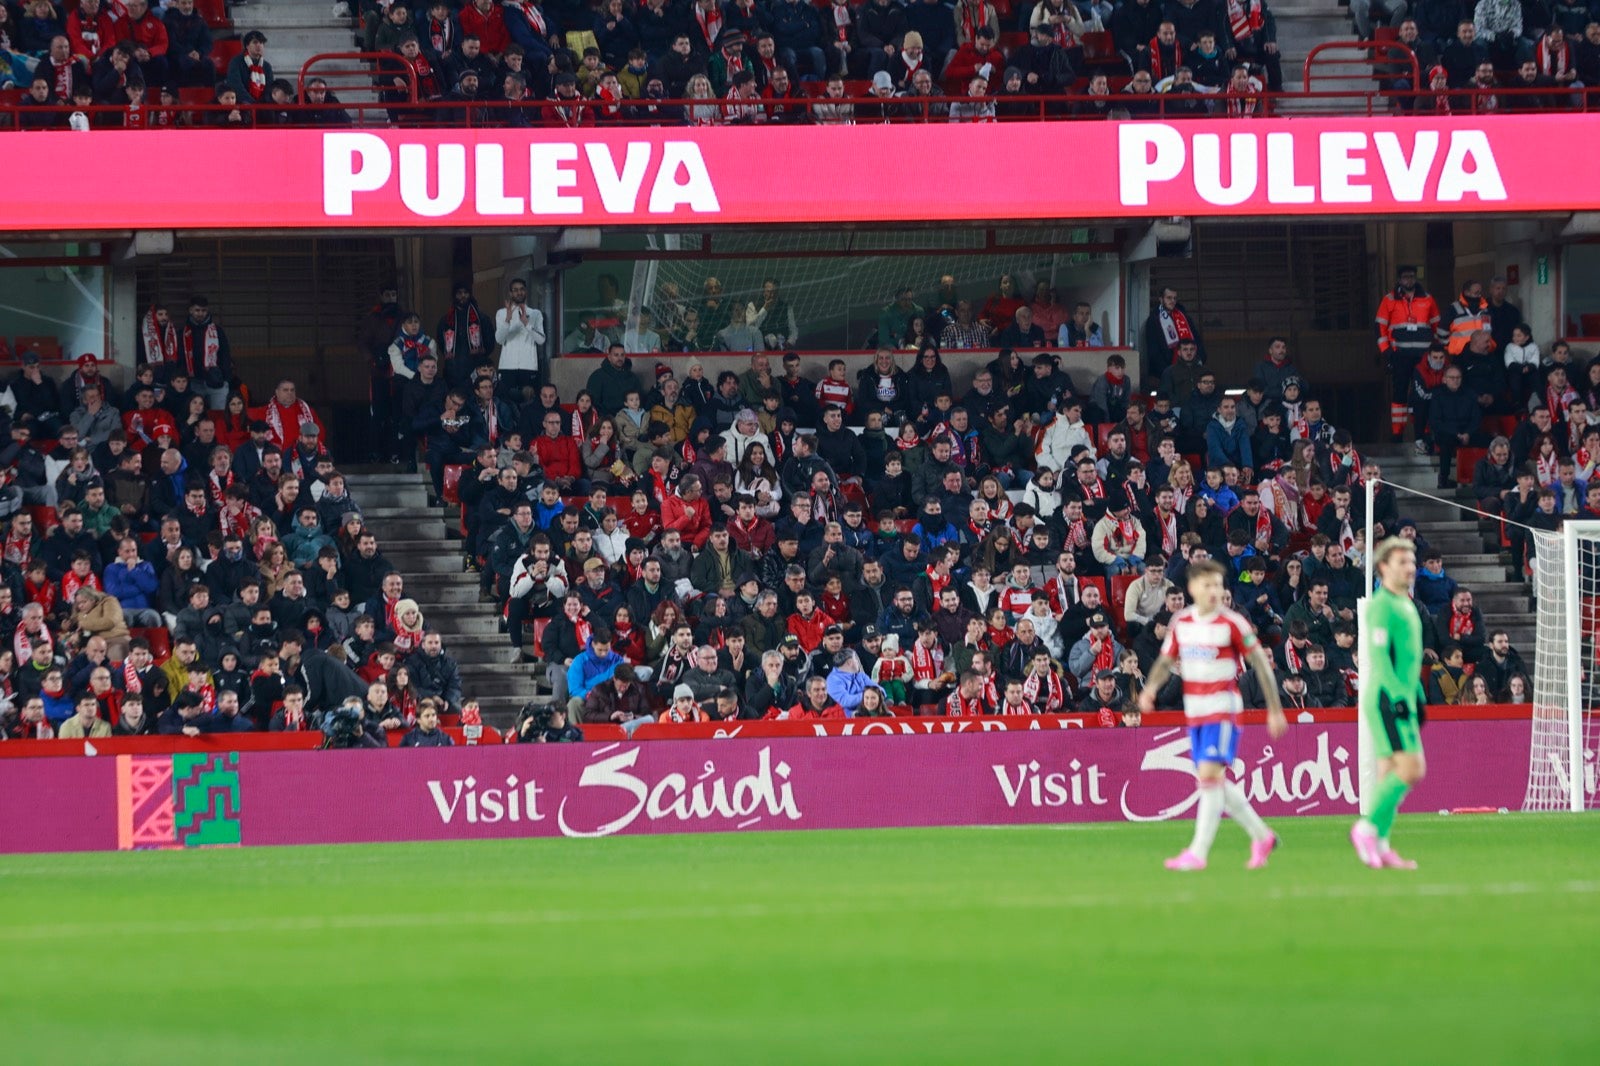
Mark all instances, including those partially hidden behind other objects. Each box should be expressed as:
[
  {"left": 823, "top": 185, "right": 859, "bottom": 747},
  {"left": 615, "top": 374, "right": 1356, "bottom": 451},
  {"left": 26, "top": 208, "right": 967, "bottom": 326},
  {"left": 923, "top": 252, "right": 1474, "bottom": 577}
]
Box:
[{"left": 1523, "top": 522, "right": 1600, "bottom": 811}]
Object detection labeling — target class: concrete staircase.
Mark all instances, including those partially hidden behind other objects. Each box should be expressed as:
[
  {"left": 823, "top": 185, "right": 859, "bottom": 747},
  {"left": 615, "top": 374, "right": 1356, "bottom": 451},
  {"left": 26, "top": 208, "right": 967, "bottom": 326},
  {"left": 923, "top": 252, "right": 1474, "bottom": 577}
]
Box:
[
  {"left": 237, "top": 0, "right": 358, "bottom": 92},
  {"left": 342, "top": 470, "right": 533, "bottom": 728},
  {"left": 1271, "top": 1, "right": 1366, "bottom": 113},
  {"left": 1362, "top": 443, "right": 1536, "bottom": 653}
]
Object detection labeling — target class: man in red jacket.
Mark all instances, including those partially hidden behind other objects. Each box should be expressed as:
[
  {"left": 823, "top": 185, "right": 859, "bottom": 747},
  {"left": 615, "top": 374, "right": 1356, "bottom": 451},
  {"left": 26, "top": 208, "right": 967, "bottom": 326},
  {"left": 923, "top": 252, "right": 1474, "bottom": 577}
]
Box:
[
  {"left": 661, "top": 474, "right": 711, "bottom": 549},
  {"left": 124, "top": 0, "right": 169, "bottom": 89},
  {"left": 68, "top": 0, "right": 122, "bottom": 63},
  {"left": 460, "top": 0, "right": 512, "bottom": 56},
  {"left": 530, "top": 409, "right": 585, "bottom": 493}
]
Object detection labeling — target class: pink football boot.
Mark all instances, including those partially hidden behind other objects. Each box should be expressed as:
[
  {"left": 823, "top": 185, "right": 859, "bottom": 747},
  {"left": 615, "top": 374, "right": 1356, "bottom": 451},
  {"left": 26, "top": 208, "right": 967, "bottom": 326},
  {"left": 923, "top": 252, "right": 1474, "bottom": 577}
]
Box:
[
  {"left": 1246, "top": 833, "right": 1279, "bottom": 870},
  {"left": 1164, "top": 850, "right": 1207, "bottom": 871},
  {"left": 1350, "top": 822, "right": 1384, "bottom": 869}
]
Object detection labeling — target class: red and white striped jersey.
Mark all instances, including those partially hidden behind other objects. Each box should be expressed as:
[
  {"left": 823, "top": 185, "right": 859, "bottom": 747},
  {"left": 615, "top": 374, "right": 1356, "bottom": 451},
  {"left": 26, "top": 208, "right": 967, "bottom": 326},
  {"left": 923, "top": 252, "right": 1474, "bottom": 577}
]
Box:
[
  {"left": 1160, "top": 605, "right": 1258, "bottom": 723},
  {"left": 815, "top": 377, "right": 853, "bottom": 411},
  {"left": 999, "top": 585, "right": 1036, "bottom": 616}
]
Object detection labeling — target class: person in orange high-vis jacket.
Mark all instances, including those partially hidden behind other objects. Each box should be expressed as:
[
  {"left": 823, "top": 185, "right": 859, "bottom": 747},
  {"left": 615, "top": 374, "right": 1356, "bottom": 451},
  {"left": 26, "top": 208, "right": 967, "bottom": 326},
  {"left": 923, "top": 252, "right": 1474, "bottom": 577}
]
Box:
[
  {"left": 1444, "top": 281, "right": 1494, "bottom": 357},
  {"left": 1375, "top": 265, "right": 1441, "bottom": 444}
]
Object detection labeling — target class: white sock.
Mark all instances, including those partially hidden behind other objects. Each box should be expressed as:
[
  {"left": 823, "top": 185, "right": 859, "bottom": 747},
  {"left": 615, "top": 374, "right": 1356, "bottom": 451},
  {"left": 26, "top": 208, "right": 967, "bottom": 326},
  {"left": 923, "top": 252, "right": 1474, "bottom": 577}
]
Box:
[
  {"left": 1221, "top": 781, "right": 1271, "bottom": 843},
  {"left": 1188, "top": 780, "right": 1224, "bottom": 860}
]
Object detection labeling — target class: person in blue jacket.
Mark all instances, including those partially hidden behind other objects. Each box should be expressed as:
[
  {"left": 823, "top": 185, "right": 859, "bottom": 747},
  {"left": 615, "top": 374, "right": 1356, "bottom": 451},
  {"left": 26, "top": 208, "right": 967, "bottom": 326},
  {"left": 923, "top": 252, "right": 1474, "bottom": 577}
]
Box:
[{"left": 565, "top": 628, "right": 623, "bottom": 717}]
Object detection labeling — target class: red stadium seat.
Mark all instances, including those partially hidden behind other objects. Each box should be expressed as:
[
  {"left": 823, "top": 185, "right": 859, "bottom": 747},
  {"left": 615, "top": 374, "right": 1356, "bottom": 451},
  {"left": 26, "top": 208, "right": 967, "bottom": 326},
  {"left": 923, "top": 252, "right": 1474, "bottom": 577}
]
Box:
[
  {"left": 1081, "top": 576, "right": 1107, "bottom": 606},
  {"left": 133, "top": 627, "right": 172, "bottom": 663},
  {"left": 1095, "top": 423, "right": 1116, "bottom": 451},
  {"left": 1108, "top": 573, "right": 1138, "bottom": 615},
  {"left": 13, "top": 335, "right": 62, "bottom": 362},
  {"left": 1456, "top": 447, "right": 1486, "bottom": 485},
  {"left": 27, "top": 505, "right": 58, "bottom": 534},
  {"left": 212, "top": 37, "right": 242, "bottom": 79},
  {"left": 441, "top": 464, "right": 466, "bottom": 505},
  {"left": 195, "top": 0, "right": 230, "bottom": 28},
  {"left": 530, "top": 616, "right": 551, "bottom": 656}
]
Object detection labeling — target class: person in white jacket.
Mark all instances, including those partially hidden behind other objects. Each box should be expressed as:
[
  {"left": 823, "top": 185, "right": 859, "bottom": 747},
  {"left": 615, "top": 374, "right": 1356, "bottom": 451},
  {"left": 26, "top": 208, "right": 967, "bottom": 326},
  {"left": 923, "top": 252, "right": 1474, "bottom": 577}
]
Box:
[
  {"left": 721, "top": 410, "right": 771, "bottom": 466},
  {"left": 494, "top": 277, "right": 545, "bottom": 398},
  {"left": 592, "top": 510, "right": 631, "bottom": 566},
  {"left": 1021, "top": 465, "right": 1062, "bottom": 521},
  {"left": 1503, "top": 323, "right": 1540, "bottom": 409},
  {"left": 1036, "top": 398, "right": 1096, "bottom": 473}
]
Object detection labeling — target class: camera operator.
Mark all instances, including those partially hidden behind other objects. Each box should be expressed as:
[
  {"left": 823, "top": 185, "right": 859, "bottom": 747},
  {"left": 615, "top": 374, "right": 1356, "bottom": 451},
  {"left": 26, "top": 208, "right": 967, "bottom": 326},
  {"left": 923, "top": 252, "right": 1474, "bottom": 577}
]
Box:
[
  {"left": 513, "top": 699, "right": 584, "bottom": 743},
  {"left": 319, "top": 695, "right": 385, "bottom": 749}
]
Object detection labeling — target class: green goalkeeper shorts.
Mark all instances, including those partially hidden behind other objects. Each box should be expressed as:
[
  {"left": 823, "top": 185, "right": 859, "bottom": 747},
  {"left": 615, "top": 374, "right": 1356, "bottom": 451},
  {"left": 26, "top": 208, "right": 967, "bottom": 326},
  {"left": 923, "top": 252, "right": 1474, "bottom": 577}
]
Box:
[{"left": 1368, "top": 689, "right": 1425, "bottom": 759}]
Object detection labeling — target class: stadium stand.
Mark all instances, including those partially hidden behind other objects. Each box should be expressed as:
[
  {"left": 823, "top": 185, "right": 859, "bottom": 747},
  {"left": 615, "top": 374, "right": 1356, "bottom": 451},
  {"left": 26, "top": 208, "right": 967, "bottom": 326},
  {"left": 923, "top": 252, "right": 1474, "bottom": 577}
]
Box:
[
  {"left": 1, "top": 0, "right": 1593, "bottom": 128},
  {"left": 0, "top": 239, "right": 1553, "bottom": 743}
]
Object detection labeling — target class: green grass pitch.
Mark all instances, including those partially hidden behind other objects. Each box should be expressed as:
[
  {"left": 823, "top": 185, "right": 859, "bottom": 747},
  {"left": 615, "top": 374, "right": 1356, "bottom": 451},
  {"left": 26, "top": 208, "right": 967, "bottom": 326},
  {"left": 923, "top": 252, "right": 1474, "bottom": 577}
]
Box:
[{"left": 2, "top": 814, "right": 1597, "bottom": 1064}]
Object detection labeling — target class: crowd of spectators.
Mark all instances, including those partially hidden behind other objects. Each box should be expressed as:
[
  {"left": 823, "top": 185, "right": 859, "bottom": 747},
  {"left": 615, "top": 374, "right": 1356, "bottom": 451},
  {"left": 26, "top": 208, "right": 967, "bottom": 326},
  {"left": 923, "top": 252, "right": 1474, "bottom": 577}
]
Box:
[
  {"left": 415, "top": 265, "right": 1538, "bottom": 732},
  {"left": 1, "top": 0, "right": 1289, "bottom": 127},
  {"left": 0, "top": 296, "right": 475, "bottom": 747},
  {"left": 0, "top": 261, "right": 1546, "bottom": 744}
]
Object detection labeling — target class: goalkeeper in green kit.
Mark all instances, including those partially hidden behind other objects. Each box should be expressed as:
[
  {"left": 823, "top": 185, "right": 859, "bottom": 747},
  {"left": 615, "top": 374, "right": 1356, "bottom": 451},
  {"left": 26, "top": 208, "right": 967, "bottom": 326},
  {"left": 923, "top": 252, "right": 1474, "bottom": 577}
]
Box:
[{"left": 1352, "top": 537, "right": 1428, "bottom": 870}]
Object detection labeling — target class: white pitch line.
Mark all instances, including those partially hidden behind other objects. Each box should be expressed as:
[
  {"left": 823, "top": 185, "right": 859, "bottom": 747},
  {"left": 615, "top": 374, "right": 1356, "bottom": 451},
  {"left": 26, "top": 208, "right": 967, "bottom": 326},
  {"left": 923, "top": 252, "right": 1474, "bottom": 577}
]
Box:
[{"left": 0, "top": 880, "right": 1595, "bottom": 943}]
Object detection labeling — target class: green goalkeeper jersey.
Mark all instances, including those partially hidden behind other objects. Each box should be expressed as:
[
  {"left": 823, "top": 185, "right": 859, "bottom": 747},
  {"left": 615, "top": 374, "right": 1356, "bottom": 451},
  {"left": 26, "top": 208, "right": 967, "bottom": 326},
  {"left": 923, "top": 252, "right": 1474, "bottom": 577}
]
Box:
[{"left": 1363, "top": 587, "right": 1428, "bottom": 756}]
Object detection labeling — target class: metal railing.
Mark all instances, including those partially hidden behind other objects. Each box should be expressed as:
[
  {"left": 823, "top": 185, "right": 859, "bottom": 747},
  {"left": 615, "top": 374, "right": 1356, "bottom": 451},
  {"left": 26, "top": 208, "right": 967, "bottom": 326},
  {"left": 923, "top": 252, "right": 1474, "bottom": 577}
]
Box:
[
  {"left": 1303, "top": 39, "right": 1419, "bottom": 93},
  {"left": 0, "top": 85, "right": 1590, "bottom": 130}
]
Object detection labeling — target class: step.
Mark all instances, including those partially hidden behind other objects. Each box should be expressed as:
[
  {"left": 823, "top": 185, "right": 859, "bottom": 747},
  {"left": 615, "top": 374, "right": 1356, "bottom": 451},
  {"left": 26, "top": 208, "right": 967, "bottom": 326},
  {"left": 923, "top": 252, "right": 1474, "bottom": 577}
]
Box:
[
  {"left": 350, "top": 490, "right": 432, "bottom": 509},
  {"left": 450, "top": 645, "right": 523, "bottom": 665},
  {"left": 381, "top": 553, "right": 473, "bottom": 574},
  {"left": 412, "top": 585, "right": 490, "bottom": 606},
  {"left": 1448, "top": 566, "right": 1513, "bottom": 585},
  {"left": 364, "top": 520, "right": 447, "bottom": 539},
  {"left": 359, "top": 506, "right": 449, "bottom": 520},
  {"left": 401, "top": 573, "right": 482, "bottom": 589},
  {"left": 421, "top": 610, "right": 503, "bottom": 629}
]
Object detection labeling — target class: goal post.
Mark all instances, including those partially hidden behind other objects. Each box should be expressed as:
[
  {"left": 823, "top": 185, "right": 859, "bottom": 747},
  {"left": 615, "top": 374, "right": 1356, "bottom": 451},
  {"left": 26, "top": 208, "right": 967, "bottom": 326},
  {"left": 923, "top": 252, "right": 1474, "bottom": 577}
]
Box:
[{"left": 1524, "top": 520, "right": 1600, "bottom": 812}]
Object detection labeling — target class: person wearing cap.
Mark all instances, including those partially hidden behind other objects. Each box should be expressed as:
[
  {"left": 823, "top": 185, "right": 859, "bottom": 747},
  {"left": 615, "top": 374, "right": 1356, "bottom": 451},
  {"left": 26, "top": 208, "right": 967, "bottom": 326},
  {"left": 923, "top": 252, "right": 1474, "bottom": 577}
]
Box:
[
  {"left": 721, "top": 406, "right": 771, "bottom": 467},
  {"left": 1079, "top": 667, "right": 1125, "bottom": 721},
  {"left": 660, "top": 683, "right": 709, "bottom": 724},
  {"left": 11, "top": 351, "right": 65, "bottom": 436},
  {"left": 1067, "top": 609, "right": 1126, "bottom": 690},
  {"left": 1090, "top": 497, "right": 1146, "bottom": 577}
]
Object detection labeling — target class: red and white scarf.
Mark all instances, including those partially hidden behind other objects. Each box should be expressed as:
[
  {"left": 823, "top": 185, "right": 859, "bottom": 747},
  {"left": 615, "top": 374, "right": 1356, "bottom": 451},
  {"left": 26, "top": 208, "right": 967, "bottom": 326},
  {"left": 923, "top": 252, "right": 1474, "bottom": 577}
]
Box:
[
  {"left": 1156, "top": 508, "right": 1178, "bottom": 555},
  {"left": 1284, "top": 640, "right": 1305, "bottom": 674},
  {"left": 1226, "top": 0, "right": 1264, "bottom": 40},
  {"left": 1065, "top": 517, "right": 1089, "bottom": 550},
  {"left": 182, "top": 320, "right": 220, "bottom": 375},
  {"left": 265, "top": 398, "right": 315, "bottom": 449},
  {"left": 442, "top": 303, "right": 482, "bottom": 357},
  {"left": 1046, "top": 574, "right": 1079, "bottom": 614},
  {"left": 4, "top": 529, "right": 31, "bottom": 568},
  {"left": 1022, "top": 669, "right": 1064, "bottom": 713},
  {"left": 427, "top": 16, "right": 455, "bottom": 56},
  {"left": 694, "top": 3, "right": 723, "bottom": 48},
  {"left": 143, "top": 306, "right": 178, "bottom": 366},
  {"left": 925, "top": 565, "right": 951, "bottom": 602},
  {"left": 910, "top": 638, "right": 943, "bottom": 681},
  {"left": 1079, "top": 475, "right": 1105, "bottom": 500},
  {"left": 15, "top": 623, "right": 52, "bottom": 663},
  {"left": 511, "top": 1, "right": 548, "bottom": 38},
  {"left": 1091, "top": 635, "right": 1116, "bottom": 675},
  {"left": 1254, "top": 506, "right": 1273, "bottom": 546},
  {"left": 123, "top": 658, "right": 143, "bottom": 694},
  {"left": 61, "top": 571, "right": 100, "bottom": 603},
  {"left": 208, "top": 469, "right": 236, "bottom": 509},
  {"left": 1536, "top": 450, "right": 1559, "bottom": 486},
  {"left": 946, "top": 690, "right": 985, "bottom": 717},
  {"left": 1448, "top": 607, "right": 1475, "bottom": 639},
  {"left": 244, "top": 58, "right": 267, "bottom": 99},
  {"left": 1538, "top": 36, "right": 1572, "bottom": 79}
]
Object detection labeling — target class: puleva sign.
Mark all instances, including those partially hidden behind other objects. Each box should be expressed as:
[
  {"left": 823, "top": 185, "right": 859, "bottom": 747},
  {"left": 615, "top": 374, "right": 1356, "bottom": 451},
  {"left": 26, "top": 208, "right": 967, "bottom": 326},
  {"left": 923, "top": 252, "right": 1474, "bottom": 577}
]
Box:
[
  {"left": 0, "top": 116, "right": 1586, "bottom": 233},
  {"left": 0, "top": 720, "right": 1531, "bottom": 852}
]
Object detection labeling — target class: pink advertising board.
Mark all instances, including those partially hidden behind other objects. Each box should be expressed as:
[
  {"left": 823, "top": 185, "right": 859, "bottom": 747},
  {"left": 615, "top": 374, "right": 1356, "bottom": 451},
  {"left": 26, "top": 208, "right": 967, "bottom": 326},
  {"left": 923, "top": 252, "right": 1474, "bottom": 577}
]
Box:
[
  {"left": 0, "top": 721, "right": 1531, "bottom": 853},
  {"left": 0, "top": 116, "right": 1578, "bottom": 233}
]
